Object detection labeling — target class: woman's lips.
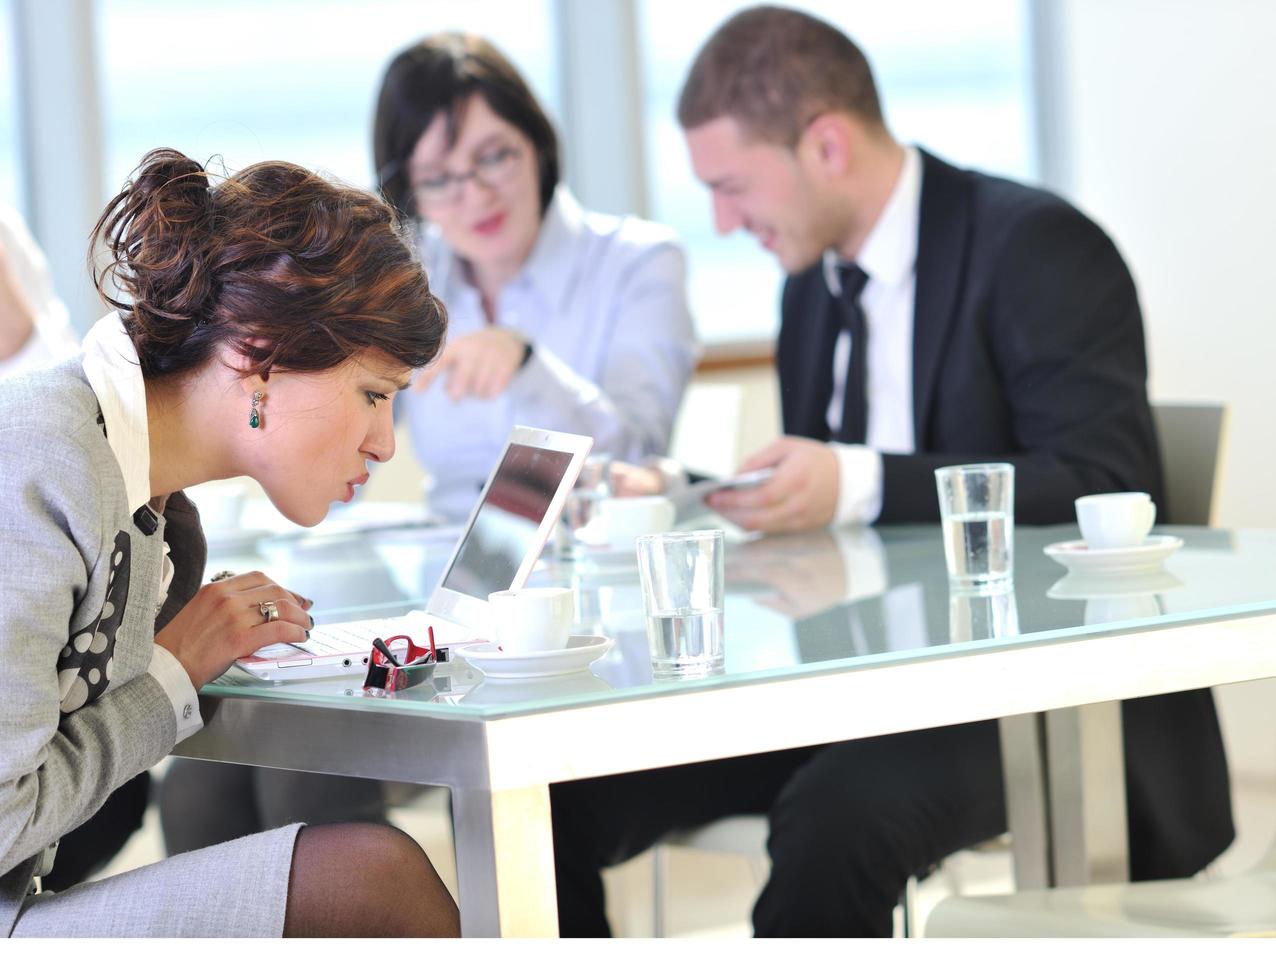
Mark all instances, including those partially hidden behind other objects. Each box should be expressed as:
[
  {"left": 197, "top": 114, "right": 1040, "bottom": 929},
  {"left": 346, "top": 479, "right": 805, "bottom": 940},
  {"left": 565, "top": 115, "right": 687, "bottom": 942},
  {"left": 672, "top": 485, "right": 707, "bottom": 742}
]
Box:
[
  {"left": 473, "top": 212, "right": 507, "bottom": 236},
  {"left": 342, "top": 473, "right": 369, "bottom": 503}
]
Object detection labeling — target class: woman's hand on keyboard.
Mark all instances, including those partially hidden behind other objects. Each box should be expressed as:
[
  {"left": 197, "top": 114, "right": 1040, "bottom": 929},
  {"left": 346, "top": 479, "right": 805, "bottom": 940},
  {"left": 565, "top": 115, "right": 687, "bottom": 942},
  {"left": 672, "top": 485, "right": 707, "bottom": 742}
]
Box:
[{"left": 156, "top": 571, "right": 315, "bottom": 688}]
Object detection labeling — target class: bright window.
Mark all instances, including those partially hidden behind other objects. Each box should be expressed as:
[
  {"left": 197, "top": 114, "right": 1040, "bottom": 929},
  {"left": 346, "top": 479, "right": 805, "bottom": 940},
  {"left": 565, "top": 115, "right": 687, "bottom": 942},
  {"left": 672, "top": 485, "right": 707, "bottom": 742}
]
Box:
[
  {"left": 96, "top": 0, "right": 560, "bottom": 196},
  {"left": 0, "top": 0, "right": 24, "bottom": 211},
  {"left": 638, "top": 0, "right": 1034, "bottom": 346}
]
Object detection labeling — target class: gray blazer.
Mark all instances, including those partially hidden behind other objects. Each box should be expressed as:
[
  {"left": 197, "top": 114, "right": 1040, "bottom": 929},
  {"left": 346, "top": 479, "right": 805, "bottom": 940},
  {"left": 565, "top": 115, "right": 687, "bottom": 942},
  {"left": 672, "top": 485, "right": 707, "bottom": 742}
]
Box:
[{"left": 0, "top": 359, "right": 206, "bottom": 935}]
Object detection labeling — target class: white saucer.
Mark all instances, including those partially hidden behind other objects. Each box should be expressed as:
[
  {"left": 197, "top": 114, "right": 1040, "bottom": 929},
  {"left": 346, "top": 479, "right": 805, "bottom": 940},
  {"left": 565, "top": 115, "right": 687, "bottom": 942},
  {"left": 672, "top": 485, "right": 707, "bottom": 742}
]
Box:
[
  {"left": 1047, "top": 568, "right": 1184, "bottom": 600},
  {"left": 1043, "top": 535, "right": 1184, "bottom": 575},
  {"left": 458, "top": 634, "right": 614, "bottom": 679}
]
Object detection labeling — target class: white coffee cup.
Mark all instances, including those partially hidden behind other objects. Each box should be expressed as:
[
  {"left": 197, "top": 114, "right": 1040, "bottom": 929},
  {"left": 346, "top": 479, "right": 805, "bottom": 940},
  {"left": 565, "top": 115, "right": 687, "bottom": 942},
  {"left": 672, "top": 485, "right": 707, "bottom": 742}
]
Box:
[
  {"left": 597, "top": 495, "right": 676, "bottom": 550},
  {"left": 488, "top": 587, "right": 574, "bottom": 654},
  {"left": 1075, "top": 492, "right": 1156, "bottom": 550}
]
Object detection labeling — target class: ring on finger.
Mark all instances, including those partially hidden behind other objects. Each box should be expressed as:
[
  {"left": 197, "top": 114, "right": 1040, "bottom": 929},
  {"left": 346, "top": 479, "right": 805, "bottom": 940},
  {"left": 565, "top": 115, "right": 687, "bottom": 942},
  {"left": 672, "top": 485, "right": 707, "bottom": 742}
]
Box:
[{"left": 258, "top": 600, "right": 279, "bottom": 623}]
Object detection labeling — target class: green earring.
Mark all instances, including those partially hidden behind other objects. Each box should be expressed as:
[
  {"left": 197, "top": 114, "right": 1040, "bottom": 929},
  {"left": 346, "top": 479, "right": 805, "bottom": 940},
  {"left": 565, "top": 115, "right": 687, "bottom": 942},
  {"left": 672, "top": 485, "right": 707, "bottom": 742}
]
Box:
[{"left": 249, "top": 391, "right": 263, "bottom": 429}]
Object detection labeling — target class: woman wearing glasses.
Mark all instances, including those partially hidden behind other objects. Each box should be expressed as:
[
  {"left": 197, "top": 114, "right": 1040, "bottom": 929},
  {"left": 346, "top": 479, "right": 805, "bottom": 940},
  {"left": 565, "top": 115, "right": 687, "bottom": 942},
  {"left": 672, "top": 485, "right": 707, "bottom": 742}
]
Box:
[
  {"left": 0, "top": 148, "right": 459, "bottom": 936},
  {"left": 372, "top": 32, "right": 696, "bottom": 521}
]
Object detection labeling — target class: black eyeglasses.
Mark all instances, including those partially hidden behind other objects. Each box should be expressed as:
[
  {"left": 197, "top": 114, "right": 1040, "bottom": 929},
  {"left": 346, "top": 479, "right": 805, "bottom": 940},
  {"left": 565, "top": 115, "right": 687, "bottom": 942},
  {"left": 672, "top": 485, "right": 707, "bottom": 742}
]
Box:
[{"left": 411, "top": 144, "right": 524, "bottom": 208}]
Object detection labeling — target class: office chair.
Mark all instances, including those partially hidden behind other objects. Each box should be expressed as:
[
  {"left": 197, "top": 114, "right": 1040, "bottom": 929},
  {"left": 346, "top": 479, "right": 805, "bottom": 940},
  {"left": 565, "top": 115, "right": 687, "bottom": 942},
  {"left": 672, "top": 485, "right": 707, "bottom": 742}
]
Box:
[
  {"left": 1151, "top": 401, "right": 1229, "bottom": 525},
  {"left": 925, "top": 830, "right": 1276, "bottom": 936},
  {"left": 651, "top": 816, "right": 919, "bottom": 938}
]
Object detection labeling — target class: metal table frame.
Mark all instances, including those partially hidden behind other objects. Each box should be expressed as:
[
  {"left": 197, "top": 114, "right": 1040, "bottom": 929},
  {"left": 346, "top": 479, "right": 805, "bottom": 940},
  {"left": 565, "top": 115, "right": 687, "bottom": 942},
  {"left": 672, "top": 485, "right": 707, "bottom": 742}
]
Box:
[{"left": 178, "top": 606, "right": 1276, "bottom": 935}]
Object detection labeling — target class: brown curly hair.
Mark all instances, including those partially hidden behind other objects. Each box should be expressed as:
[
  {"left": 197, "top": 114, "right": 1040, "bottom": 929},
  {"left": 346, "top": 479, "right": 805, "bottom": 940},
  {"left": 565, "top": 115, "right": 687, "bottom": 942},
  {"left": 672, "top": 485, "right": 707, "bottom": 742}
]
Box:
[{"left": 92, "top": 147, "right": 447, "bottom": 380}]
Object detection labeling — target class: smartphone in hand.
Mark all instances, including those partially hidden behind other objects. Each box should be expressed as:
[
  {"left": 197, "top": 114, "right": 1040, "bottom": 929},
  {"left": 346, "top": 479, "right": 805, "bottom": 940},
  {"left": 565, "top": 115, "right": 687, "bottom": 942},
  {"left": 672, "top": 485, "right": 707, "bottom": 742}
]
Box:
[
  {"left": 707, "top": 467, "right": 777, "bottom": 494},
  {"left": 669, "top": 467, "right": 777, "bottom": 519}
]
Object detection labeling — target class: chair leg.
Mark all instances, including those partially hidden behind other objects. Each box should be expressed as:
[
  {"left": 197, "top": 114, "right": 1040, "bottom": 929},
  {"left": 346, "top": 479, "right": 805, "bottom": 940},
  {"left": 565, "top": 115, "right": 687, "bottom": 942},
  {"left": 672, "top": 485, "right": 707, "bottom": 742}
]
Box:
[
  {"left": 651, "top": 845, "right": 670, "bottom": 938},
  {"left": 899, "top": 874, "right": 919, "bottom": 938}
]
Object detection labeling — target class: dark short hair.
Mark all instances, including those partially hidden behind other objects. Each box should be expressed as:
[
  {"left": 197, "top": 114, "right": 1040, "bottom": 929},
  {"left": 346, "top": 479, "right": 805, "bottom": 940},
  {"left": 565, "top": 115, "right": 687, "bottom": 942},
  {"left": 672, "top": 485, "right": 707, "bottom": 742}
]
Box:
[
  {"left": 92, "top": 148, "right": 447, "bottom": 381},
  {"left": 372, "top": 32, "right": 560, "bottom": 219},
  {"left": 677, "top": 5, "right": 884, "bottom": 145}
]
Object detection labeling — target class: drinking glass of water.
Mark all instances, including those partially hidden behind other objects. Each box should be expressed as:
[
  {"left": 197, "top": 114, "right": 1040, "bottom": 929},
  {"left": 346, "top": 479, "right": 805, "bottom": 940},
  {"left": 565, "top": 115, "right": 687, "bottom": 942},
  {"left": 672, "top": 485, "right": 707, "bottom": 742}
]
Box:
[
  {"left": 934, "top": 463, "right": 1014, "bottom": 588},
  {"left": 635, "top": 529, "right": 725, "bottom": 679}
]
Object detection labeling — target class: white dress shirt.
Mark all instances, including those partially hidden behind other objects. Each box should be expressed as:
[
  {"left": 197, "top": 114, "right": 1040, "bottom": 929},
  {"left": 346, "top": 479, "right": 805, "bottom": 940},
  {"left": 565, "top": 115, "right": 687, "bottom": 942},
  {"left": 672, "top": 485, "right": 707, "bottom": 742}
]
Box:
[
  {"left": 402, "top": 186, "right": 698, "bottom": 521},
  {"left": 81, "top": 313, "right": 202, "bottom": 742},
  {"left": 0, "top": 203, "right": 78, "bottom": 380},
  {"left": 821, "top": 145, "right": 922, "bottom": 525}
]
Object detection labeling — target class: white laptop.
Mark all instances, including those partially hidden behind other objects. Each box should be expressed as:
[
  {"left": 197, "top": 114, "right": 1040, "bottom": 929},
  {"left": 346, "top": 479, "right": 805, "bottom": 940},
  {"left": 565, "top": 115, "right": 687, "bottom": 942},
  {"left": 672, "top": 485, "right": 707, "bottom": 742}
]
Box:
[{"left": 235, "top": 426, "right": 593, "bottom": 681}]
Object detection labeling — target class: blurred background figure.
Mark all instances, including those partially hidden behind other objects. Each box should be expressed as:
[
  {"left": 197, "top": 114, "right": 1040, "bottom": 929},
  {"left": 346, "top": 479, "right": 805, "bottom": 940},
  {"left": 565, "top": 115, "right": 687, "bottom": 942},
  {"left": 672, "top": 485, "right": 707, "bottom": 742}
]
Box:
[
  {"left": 0, "top": 201, "right": 77, "bottom": 380},
  {"left": 373, "top": 32, "right": 697, "bottom": 522}
]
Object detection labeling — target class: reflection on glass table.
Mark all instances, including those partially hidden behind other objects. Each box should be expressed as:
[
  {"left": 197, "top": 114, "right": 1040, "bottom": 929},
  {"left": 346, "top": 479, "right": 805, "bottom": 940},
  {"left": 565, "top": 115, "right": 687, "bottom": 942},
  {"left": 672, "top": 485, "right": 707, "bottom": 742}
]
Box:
[
  {"left": 949, "top": 582, "right": 1019, "bottom": 644},
  {"left": 198, "top": 518, "right": 1276, "bottom": 715},
  {"left": 1048, "top": 569, "right": 1185, "bottom": 626}
]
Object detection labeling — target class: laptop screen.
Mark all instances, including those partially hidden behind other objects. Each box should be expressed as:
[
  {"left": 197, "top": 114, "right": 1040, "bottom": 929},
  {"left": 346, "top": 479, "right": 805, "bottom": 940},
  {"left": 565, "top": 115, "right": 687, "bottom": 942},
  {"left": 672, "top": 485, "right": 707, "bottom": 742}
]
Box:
[{"left": 440, "top": 442, "right": 576, "bottom": 601}]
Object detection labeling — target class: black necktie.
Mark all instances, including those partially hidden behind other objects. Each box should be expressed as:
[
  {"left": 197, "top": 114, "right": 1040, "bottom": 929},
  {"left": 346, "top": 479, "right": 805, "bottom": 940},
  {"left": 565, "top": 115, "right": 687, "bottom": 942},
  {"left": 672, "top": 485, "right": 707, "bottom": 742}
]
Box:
[{"left": 835, "top": 264, "right": 870, "bottom": 444}]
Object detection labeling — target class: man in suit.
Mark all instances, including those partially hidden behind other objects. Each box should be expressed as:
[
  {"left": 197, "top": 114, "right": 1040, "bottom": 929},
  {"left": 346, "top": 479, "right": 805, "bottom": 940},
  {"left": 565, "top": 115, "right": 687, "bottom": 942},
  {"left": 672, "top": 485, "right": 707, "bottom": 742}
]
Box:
[
  {"left": 691, "top": 20, "right": 1162, "bottom": 533},
  {"left": 550, "top": 6, "right": 1232, "bottom": 936}
]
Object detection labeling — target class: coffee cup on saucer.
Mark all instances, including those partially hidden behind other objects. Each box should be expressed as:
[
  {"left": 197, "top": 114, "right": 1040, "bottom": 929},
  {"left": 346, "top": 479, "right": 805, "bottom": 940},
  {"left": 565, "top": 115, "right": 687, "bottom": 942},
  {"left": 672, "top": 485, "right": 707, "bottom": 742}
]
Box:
[
  {"left": 488, "top": 587, "right": 574, "bottom": 654},
  {"left": 597, "top": 496, "right": 675, "bottom": 551},
  {"left": 1075, "top": 492, "right": 1156, "bottom": 550}
]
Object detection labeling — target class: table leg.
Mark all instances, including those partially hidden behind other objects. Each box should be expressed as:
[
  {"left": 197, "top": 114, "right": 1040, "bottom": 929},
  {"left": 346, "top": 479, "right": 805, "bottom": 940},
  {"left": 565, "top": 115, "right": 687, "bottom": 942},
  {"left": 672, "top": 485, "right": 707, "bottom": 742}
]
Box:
[
  {"left": 1000, "top": 702, "right": 1130, "bottom": 889},
  {"left": 451, "top": 783, "right": 559, "bottom": 937},
  {"left": 999, "top": 713, "right": 1052, "bottom": 890},
  {"left": 1045, "top": 701, "right": 1129, "bottom": 886}
]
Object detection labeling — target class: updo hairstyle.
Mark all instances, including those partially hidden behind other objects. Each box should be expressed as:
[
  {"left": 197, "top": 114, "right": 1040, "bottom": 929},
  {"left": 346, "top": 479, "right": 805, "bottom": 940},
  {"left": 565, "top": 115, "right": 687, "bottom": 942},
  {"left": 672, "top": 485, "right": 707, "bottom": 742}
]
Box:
[{"left": 92, "top": 147, "right": 447, "bottom": 381}]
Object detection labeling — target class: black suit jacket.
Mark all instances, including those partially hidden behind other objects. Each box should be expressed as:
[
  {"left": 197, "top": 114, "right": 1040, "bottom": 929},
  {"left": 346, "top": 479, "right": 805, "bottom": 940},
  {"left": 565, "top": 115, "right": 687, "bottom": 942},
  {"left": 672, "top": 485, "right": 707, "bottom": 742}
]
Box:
[
  {"left": 778, "top": 151, "right": 1231, "bottom": 879},
  {"left": 779, "top": 150, "right": 1165, "bottom": 524}
]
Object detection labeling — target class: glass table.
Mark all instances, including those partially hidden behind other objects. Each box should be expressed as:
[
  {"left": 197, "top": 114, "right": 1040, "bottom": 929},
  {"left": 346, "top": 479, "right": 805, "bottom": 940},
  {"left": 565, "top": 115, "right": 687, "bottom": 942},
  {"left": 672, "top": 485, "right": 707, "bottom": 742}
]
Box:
[{"left": 180, "top": 515, "right": 1276, "bottom": 935}]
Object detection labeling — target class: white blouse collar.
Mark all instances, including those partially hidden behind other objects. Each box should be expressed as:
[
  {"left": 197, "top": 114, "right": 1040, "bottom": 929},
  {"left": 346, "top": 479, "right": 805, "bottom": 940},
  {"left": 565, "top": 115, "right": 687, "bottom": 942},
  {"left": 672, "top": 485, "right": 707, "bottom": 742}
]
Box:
[{"left": 80, "top": 312, "right": 153, "bottom": 514}]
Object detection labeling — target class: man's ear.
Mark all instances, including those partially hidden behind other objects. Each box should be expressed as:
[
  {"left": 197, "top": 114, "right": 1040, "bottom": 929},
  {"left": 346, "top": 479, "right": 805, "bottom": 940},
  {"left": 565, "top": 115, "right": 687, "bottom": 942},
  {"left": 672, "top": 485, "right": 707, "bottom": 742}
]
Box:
[{"left": 798, "top": 111, "right": 855, "bottom": 179}]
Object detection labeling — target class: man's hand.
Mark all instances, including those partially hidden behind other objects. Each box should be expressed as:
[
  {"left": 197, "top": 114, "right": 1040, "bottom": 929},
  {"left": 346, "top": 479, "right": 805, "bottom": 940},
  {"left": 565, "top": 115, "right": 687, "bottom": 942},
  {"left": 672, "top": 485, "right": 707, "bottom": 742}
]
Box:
[
  {"left": 707, "top": 436, "right": 840, "bottom": 533},
  {"left": 413, "top": 327, "right": 527, "bottom": 401}
]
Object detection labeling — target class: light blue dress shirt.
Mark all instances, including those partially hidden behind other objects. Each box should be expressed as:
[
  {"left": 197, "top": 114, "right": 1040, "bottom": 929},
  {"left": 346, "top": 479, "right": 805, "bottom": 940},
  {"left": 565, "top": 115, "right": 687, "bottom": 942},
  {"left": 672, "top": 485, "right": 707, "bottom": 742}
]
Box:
[{"left": 402, "top": 186, "right": 697, "bottom": 521}]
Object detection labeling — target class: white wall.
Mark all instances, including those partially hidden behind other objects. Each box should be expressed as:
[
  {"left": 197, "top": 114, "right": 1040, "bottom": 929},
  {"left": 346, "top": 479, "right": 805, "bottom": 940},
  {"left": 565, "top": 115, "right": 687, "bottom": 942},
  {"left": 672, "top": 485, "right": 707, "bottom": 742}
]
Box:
[
  {"left": 1051, "top": 0, "right": 1276, "bottom": 791},
  {"left": 1052, "top": 0, "right": 1276, "bottom": 531}
]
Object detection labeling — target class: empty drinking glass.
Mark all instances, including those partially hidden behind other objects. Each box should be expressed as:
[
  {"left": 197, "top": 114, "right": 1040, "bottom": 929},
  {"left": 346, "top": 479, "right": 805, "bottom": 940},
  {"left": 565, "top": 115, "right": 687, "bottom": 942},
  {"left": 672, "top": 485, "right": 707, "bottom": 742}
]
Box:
[
  {"left": 935, "top": 463, "right": 1015, "bottom": 588},
  {"left": 635, "top": 530, "right": 725, "bottom": 679}
]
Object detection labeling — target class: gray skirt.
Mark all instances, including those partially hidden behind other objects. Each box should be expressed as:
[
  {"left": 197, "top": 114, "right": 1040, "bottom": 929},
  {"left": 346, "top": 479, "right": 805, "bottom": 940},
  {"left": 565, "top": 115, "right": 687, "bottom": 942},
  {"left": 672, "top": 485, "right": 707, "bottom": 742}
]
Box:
[{"left": 10, "top": 823, "right": 302, "bottom": 938}]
